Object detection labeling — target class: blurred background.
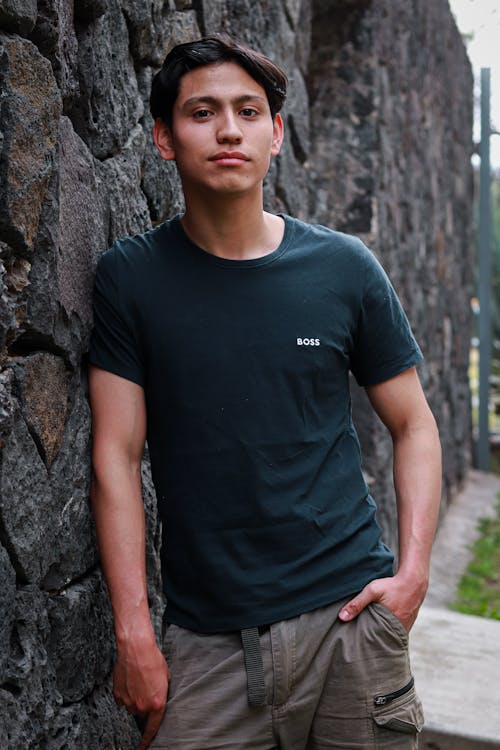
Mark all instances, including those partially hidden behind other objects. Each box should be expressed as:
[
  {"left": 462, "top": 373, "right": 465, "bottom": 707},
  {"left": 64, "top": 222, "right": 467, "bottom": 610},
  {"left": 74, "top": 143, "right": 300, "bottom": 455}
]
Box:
[{"left": 449, "top": 0, "right": 500, "bottom": 466}]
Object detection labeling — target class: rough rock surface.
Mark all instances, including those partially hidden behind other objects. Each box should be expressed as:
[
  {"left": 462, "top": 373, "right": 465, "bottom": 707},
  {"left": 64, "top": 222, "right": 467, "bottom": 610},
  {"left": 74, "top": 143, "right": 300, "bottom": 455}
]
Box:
[
  {"left": 0, "top": 0, "right": 473, "bottom": 745},
  {"left": 0, "top": 0, "right": 37, "bottom": 35},
  {"left": 0, "top": 33, "right": 61, "bottom": 253}
]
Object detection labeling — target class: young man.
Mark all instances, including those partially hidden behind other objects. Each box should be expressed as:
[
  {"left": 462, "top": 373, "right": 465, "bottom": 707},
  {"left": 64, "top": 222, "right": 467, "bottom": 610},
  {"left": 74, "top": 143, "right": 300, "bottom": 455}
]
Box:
[{"left": 89, "top": 36, "right": 441, "bottom": 750}]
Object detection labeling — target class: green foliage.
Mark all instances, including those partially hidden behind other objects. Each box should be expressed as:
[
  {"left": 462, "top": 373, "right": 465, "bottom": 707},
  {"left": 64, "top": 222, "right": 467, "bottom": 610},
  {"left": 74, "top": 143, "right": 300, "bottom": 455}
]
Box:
[{"left": 453, "top": 497, "right": 500, "bottom": 620}]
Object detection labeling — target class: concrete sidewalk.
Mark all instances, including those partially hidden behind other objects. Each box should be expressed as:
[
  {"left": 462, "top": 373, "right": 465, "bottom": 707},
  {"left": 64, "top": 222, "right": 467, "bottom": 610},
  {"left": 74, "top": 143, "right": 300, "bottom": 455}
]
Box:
[{"left": 410, "top": 470, "right": 500, "bottom": 749}]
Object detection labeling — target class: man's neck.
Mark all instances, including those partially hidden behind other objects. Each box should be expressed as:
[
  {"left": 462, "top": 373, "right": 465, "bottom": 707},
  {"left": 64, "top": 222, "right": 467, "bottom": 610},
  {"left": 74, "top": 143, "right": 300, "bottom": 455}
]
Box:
[{"left": 180, "top": 192, "right": 284, "bottom": 261}]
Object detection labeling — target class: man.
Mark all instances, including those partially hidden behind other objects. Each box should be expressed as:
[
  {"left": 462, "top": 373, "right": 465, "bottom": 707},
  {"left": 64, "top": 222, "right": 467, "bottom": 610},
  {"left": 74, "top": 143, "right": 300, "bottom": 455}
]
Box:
[{"left": 89, "top": 35, "right": 441, "bottom": 750}]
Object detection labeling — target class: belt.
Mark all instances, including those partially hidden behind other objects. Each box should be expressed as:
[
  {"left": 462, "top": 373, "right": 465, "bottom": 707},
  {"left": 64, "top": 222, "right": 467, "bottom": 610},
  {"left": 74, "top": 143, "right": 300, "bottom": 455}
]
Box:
[{"left": 240, "top": 627, "right": 268, "bottom": 707}]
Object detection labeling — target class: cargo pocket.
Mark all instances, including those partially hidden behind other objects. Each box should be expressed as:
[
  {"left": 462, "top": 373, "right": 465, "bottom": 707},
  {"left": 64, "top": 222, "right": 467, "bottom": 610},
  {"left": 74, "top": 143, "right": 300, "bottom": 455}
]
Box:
[{"left": 372, "top": 677, "right": 424, "bottom": 746}]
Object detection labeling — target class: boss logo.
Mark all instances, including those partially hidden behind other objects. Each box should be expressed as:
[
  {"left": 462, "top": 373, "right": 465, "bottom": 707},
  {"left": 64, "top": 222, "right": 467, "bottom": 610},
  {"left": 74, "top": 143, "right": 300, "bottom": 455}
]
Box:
[{"left": 297, "top": 337, "right": 321, "bottom": 346}]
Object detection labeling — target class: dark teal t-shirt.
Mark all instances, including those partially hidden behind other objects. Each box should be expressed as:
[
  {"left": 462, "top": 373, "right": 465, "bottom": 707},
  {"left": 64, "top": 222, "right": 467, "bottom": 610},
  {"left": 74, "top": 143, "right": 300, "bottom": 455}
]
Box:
[{"left": 90, "top": 214, "right": 423, "bottom": 632}]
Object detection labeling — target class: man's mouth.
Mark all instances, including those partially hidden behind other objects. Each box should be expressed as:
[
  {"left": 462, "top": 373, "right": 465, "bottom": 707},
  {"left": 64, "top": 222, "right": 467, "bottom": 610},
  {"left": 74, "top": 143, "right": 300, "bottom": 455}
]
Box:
[{"left": 209, "top": 151, "right": 250, "bottom": 164}]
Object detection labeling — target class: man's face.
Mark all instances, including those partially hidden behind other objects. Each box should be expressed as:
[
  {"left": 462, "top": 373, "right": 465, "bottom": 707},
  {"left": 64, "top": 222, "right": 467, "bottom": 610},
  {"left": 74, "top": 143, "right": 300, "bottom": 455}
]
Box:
[{"left": 154, "top": 62, "right": 284, "bottom": 198}]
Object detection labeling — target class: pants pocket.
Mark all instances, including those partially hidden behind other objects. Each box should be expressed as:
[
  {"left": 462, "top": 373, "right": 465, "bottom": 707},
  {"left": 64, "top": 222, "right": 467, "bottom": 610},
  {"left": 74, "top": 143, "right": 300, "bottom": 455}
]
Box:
[
  {"left": 370, "top": 602, "right": 409, "bottom": 645},
  {"left": 372, "top": 680, "right": 424, "bottom": 742}
]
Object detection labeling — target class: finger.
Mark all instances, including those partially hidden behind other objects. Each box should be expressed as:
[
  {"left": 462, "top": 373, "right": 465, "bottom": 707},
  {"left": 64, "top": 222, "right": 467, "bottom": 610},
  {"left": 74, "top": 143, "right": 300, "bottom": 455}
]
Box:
[
  {"left": 139, "top": 708, "right": 165, "bottom": 750},
  {"left": 338, "top": 587, "right": 374, "bottom": 622}
]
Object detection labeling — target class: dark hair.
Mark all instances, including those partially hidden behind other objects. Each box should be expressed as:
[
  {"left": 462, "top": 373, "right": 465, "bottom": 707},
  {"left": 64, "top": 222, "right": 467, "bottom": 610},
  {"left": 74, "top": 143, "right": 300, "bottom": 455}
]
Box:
[{"left": 150, "top": 35, "right": 287, "bottom": 127}]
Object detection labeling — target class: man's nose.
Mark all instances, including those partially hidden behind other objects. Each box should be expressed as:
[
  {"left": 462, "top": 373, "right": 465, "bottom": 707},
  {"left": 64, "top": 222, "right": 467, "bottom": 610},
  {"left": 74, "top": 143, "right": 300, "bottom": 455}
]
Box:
[{"left": 216, "top": 110, "right": 243, "bottom": 142}]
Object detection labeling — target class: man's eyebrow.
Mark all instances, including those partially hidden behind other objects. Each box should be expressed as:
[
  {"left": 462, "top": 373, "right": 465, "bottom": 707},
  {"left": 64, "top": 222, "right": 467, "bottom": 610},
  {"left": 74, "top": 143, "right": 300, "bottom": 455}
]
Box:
[{"left": 180, "top": 94, "right": 268, "bottom": 110}]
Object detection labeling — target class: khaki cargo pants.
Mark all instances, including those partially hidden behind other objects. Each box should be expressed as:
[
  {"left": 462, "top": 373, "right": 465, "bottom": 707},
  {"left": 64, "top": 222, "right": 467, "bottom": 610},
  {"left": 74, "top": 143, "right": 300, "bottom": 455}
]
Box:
[{"left": 150, "top": 597, "right": 424, "bottom": 749}]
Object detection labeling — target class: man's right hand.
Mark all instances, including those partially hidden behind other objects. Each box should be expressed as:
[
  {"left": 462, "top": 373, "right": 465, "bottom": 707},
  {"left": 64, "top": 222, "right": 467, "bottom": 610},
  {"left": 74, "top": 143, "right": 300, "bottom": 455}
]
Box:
[
  {"left": 113, "top": 633, "right": 170, "bottom": 750},
  {"left": 89, "top": 368, "right": 168, "bottom": 748}
]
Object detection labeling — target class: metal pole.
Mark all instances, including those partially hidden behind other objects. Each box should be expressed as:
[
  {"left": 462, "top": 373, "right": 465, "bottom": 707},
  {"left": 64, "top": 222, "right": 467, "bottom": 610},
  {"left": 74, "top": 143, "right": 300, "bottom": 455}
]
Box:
[{"left": 478, "top": 67, "right": 492, "bottom": 470}]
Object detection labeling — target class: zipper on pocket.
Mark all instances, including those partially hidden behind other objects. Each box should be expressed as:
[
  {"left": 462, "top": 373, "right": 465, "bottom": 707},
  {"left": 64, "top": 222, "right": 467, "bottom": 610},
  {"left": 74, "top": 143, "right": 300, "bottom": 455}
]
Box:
[{"left": 373, "top": 676, "right": 414, "bottom": 707}]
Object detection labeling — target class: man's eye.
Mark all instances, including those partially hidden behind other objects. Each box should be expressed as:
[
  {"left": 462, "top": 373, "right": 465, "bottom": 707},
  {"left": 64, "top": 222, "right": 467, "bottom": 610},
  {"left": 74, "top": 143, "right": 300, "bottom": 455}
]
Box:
[
  {"left": 241, "top": 108, "right": 258, "bottom": 117},
  {"left": 193, "top": 109, "right": 211, "bottom": 119}
]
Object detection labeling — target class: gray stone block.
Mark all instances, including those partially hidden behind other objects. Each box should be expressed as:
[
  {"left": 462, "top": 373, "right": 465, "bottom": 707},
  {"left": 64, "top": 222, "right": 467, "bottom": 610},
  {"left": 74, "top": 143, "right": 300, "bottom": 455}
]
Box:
[
  {"left": 14, "top": 352, "right": 71, "bottom": 466},
  {"left": 42, "top": 695, "right": 137, "bottom": 750},
  {"left": 81, "top": 682, "right": 140, "bottom": 749},
  {"left": 46, "top": 571, "right": 114, "bottom": 703},
  {"left": 0, "top": 260, "right": 15, "bottom": 355},
  {"left": 28, "top": 0, "right": 79, "bottom": 106},
  {"left": 43, "top": 704, "right": 86, "bottom": 750},
  {"left": 285, "top": 67, "right": 310, "bottom": 163},
  {"left": 0, "top": 0, "right": 37, "bottom": 35},
  {"left": 0, "top": 585, "right": 60, "bottom": 750},
  {"left": 0, "top": 372, "right": 94, "bottom": 590},
  {"left": 70, "top": 0, "right": 143, "bottom": 159},
  {"left": 0, "top": 369, "right": 13, "bottom": 447},
  {"left": 142, "top": 457, "right": 165, "bottom": 636},
  {"left": 73, "top": 0, "right": 108, "bottom": 23},
  {"left": 138, "top": 67, "right": 184, "bottom": 222},
  {"left": 274, "top": 136, "right": 310, "bottom": 219},
  {"left": 122, "top": 1, "right": 201, "bottom": 67},
  {"left": 0, "top": 33, "right": 61, "bottom": 253},
  {"left": 23, "top": 117, "right": 106, "bottom": 362},
  {"left": 0, "top": 401, "right": 56, "bottom": 583},
  {"left": 41, "top": 377, "right": 97, "bottom": 589},
  {"left": 0, "top": 543, "right": 16, "bottom": 679},
  {"left": 58, "top": 117, "right": 105, "bottom": 327},
  {"left": 99, "top": 123, "right": 152, "bottom": 242}
]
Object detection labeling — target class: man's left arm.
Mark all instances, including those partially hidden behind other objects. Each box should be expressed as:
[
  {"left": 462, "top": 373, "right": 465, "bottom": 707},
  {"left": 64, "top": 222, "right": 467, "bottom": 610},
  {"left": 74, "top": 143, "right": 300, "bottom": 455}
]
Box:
[{"left": 338, "top": 366, "right": 442, "bottom": 631}]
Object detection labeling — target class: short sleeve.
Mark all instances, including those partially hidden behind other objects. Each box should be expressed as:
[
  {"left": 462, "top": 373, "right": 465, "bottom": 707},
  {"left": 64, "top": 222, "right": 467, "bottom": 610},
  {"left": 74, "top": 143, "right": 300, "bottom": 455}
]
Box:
[
  {"left": 349, "top": 248, "right": 423, "bottom": 386},
  {"left": 89, "top": 248, "right": 145, "bottom": 387}
]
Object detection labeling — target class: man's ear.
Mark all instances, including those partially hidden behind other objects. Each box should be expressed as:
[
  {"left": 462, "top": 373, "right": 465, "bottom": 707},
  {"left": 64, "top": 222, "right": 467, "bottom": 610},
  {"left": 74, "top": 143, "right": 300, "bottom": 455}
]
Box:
[
  {"left": 153, "top": 118, "right": 176, "bottom": 161},
  {"left": 270, "top": 113, "right": 284, "bottom": 157}
]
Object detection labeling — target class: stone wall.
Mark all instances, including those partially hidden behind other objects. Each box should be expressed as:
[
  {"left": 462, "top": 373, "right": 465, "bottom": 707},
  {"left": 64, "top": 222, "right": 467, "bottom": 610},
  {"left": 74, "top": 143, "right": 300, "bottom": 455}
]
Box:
[{"left": 0, "top": 0, "right": 472, "bottom": 746}]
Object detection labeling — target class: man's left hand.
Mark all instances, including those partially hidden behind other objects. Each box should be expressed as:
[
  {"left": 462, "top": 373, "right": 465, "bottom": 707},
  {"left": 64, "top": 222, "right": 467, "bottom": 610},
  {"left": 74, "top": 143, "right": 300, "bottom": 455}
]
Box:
[{"left": 337, "top": 573, "right": 427, "bottom": 632}]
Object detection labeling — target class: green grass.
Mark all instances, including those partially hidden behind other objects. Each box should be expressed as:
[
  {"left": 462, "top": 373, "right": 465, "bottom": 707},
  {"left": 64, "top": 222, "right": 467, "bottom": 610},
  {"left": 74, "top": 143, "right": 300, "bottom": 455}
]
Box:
[{"left": 452, "top": 498, "right": 500, "bottom": 620}]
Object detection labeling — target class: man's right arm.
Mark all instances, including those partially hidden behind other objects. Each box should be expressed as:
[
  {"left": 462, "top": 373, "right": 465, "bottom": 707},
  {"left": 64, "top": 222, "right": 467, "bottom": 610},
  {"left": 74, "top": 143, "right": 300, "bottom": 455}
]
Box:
[{"left": 89, "top": 365, "right": 169, "bottom": 750}]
